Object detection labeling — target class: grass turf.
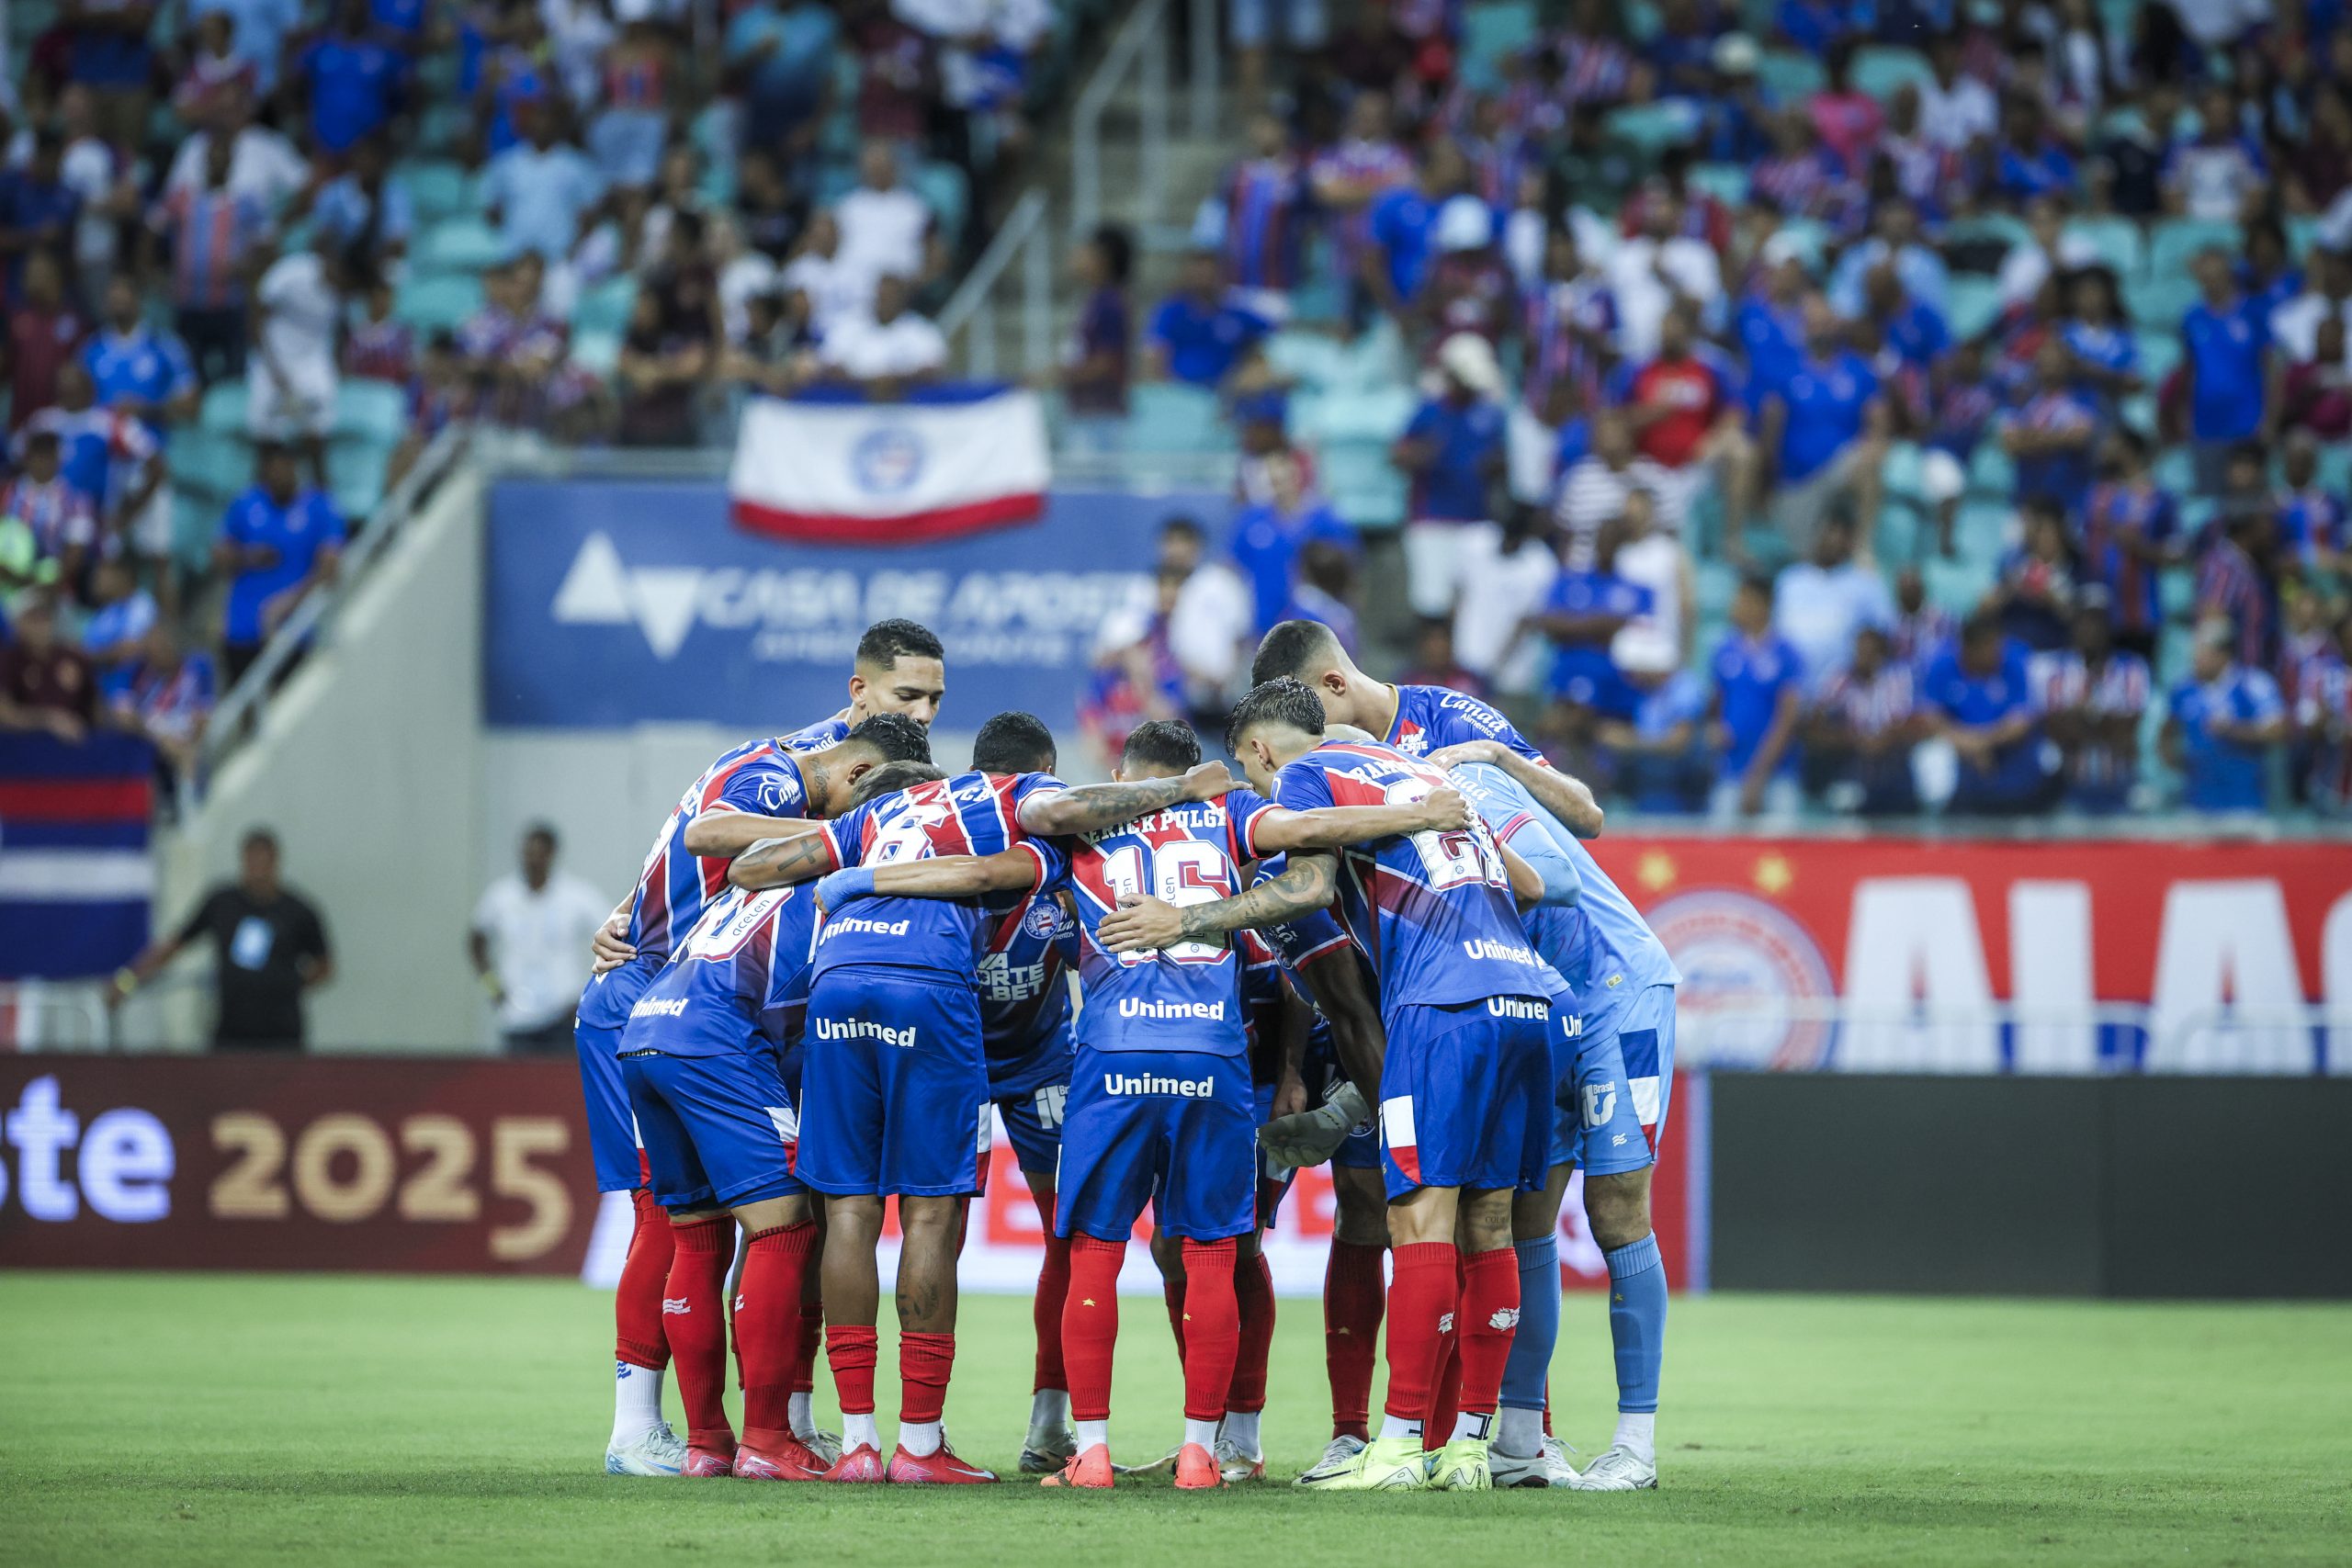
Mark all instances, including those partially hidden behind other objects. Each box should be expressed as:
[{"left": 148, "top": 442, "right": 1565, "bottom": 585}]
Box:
[{"left": 1, "top": 1272, "right": 2346, "bottom": 1566}]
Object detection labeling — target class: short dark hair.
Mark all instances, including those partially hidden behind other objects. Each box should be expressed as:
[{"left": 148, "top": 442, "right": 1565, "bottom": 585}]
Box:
[
  {"left": 1159, "top": 514, "right": 1207, "bottom": 546},
  {"left": 1250, "top": 618, "right": 1344, "bottom": 687},
  {"left": 1091, "top": 224, "right": 1134, "bottom": 286},
  {"left": 854, "top": 618, "right": 944, "bottom": 671},
  {"left": 523, "top": 821, "right": 559, "bottom": 850},
  {"left": 842, "top": 711, "right": 933, "bottom": 764},
  {"left": 1122, "top": 719, "right": 1202, "bottom": 774},
  {"left": 972, "top": 710, "right": 1057, "bottom": 775},
  {"left": 242, "top": 827, "right": 279, "bottom": 854},
  {"left": 1735, "top": 570, "right": 1776, "bottom": 603},
  {"left": 1961, "top": 609, "right": 2003, "bottom": 646},
  {"left": 850, "top": 761, "right": 945, "bottom": 807},
  {"left": 1225, "top": 678, "right": 1328, "bottom": 754}
]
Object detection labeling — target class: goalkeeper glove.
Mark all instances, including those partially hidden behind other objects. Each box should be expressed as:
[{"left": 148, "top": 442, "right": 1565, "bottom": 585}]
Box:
[{"left": 1258, "top": 1081, "right": 1372, "bottom": 1170}]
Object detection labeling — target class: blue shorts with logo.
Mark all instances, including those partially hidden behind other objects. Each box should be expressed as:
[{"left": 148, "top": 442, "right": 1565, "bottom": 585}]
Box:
[
  {"left": 1561, "top": 973, "right": 1674, "bottom": 1170},
  {"left": 1058, "top": 1046, "right": 1254, "bottom": 1243},
  {"left": 621, "top": 1045, "right": 804, "bottom": 1212},
  {"left": 1545, "top": 1001, "right": 1651, "bottom": 1178},
  {"left": 574, "top": 1019, "right": 644, "bottom": 1193},
  {"left": 989, "top": 1036, "right": 1073, "bottom": 1177},
  {"left": 1378, "top": 997, "right": 1554, "bottom": 1201},
  {"left": 797, "top": 969, "right": 991, "bottom": 1198}
]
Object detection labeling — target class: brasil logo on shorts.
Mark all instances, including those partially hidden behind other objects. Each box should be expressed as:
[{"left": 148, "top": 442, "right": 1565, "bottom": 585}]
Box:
[{"left": 1644, "top": 888, "right": 1835, "bottom": 1070}]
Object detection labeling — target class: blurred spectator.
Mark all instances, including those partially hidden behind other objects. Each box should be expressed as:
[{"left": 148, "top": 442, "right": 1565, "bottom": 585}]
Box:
[
  {"left": 1363, "top": 139, "right": 1467, "bottom": 324},
  {"left": 481, "top": 99, "right": 606, "bottom": 266},
  {"left": 1708, "top": 572, "right": 1804, "bottom": 819},
  {"left": 2033, "top": 602, "right": 2153, "bottom": 814},
  {"left": 308, "top": 137, "right": 413, "bottom": 262},
  {"left": 616, "top": 286, "right": 712, "bottom": 445},
  {"left": 1152, "top": 513, "right": 1253, "bottom": 730},
  {"left": 1393, "top": 332, "right": 1507, "bottom": 621},
  {"left": 150, "top": 130, "right": 269, "bottom": 384},
  {"left": 726, "top": 0, "right": 840, "bottom": 157},
  {"left": 2164, "top": 85, "right": 2267, "bottom": 221},
  {"left": 1758, "top": 296, "right": 1886, "bottom": 564},
  {"left": 1080, "top": 570, "right": 1187, "bottom": 773},
  {"left": 1227, "top": 450, "right": 1356, "bottom": 638},
  {"left": 2182, "top": 247, "right": 2278, "bottom": 492},
  {"left": 1773, "top": 511, "right": 1891, "bottom": 691},
  {"left": 1396, "top": 619, "right": 1487, "bottom": 698},
  {"left": 114, "top": 619, "right": 216, "bottom": 796},
  {"left": 296, "top": 0, "right": 411, "bottom": 158},
  {"left": 2280, "top": 315, "right": 2351, "bottom": 439},
  {"left": 1593, "top": 640, "right": 1713, "bottom": 814},
  {"left": 587, "top": 19, "right": 675, "bottom": 191},
  {"left": 188, "top": 0, "right": 304, "bottom": 96},
  {"left": 833, "top": 142, "right": 944, "bottom": 300},
  {"left": 213, "top": 442, "right": 345, "bottom": 687},
  {"left": 781, "top": 210, "right": 868, "bottom": 341},
  {"left": 2276, "top": 432, "right": 2346, "bottom": 576},
  {"left": 2081, "top": 428, "right": 2180, "bottom": 661},
  {"left": 344, "top": 273, "right": 417, "bottom": 387},
  {"left": 115, "top": 827, "right": 332, "bottom": 1052},
  {"left": 2269, "top": 249, "right": 2352, "bottom": 367},
  {"left": 1605, "top": 184, "right": 1724, "bottom": 366},
  {"left": 1147, "top": 249, "right": 1271, "bottom": 389},
  {"left": 1204, "top": 112, "right": 1309, "bottom": 322},
  {"left": 2001, "top": 339, "right": 2101, "bottom": 515},
  {"left": 1059, "top": 225, "right": 1133, "bottom": 452},
  {"left": 162, "top": 87, "right": 307, "bottom": 212},
  {"left": 6, "top": 248, "right": 89, "bottom": 433},
  {"left": 1554, "top": 409, "right": 1667, "bottom": 570},
  {"left": 0, "top": 427, "right": 93, "bottom": 591},
  {"left": 0, "top": 589, "right": 94, "bottom": 740},
  {"left": 820, "top": 274, "right": 945, "bottom": 397},
  {"left": 81, "top": 555, "right": 157, "bottom": 703},
  {"left": 1612, "top": 301, "right": 1753, "bottom": 544},
  {"left": 1805, "top": 623, "right": 1925, "bottom": 815},
  {"left": 0, "top": 131, "right": 81, "bottom": 299},
  {"left": 1309, "top": 91, "right": 1413, "bottom": 307},
  {"left": 249, "top": 232, "right": 354, "bottom": 486},
  {"left": 469, "top": 823, "right": 610, "bottom": 1054},
  {"left": 34, "top": 360, "right": 164, "bottom": 592},
  {"left": 1996, "top": 197, "right": 2098, "bottom": 311},
  {"left": 1989, "top": 501, "right": 2083, "bottom": 652},
  {"left": 1422, "top": 197, "right": 1512, "bottom": 352},
  {"left": 2164, "top": 615, "right": 2289, "bottom": 812},
  {"left": 1452, "top": 500, "right": 1558, "bottom": 695},
  {"left": 1539, "top": 512, "right": 1648, "bottom": 742},
  {"left": 2293, "top": 616, "right": 2352, "bottom": 815},
  {"left": 2195, "top": 505, "right": 2279, "bottom": 671},
  {"left": 1925, "top": 612, "right": 2052, "bottom": 817}
]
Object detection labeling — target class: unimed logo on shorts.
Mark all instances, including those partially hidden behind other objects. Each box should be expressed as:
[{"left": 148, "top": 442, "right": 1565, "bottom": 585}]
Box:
[
  {"left": 1102, "top": 1073, "right": 1215, "bottom": 1097},
  {"left": 814, "top": 1017, "right": 918, "bottom": 1047},
  {"left": 820, "top": 917, "right": 912, "bottom": 942}
]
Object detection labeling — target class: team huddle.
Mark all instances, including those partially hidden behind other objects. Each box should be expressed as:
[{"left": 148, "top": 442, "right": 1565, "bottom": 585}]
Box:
[{"left": 571, "top": 615, "right": 1681, "bottom": 1493}]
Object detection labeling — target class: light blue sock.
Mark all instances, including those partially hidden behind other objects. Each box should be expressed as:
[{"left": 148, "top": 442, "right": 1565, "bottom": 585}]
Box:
[
  {"left": 1604, "top": 1234, "right": 1666, "bottom": 1414},
  {"left": 1498, "top": 1235, "right": 1559, "bottom": 1413}
]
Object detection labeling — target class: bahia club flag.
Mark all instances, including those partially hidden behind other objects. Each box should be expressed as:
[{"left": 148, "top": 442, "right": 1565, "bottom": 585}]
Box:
[
  {"left": 0, "top": 731, "right": 154, "bottom": 979},
  {"left": 729, "top": 382, "right": 1051, "bottom": 546}
]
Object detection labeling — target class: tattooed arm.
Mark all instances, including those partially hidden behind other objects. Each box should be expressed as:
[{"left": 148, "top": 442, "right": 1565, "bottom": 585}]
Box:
[
  {"left": 681, "top": 812, "right": 826, "bottom": 857},
  {"left": 1249, "top": 785, "right": 1475, "bottom": 852},
  {"left": 817, "top": 848, "right": 1046, "bottom": 911},
  {"left": 728, "top": 830, "right": 842, "bottom": 889},
  {"left": 1014, "top": 761, "right": 1236, "bottom": 836},
  {"left": 1096, "top": 852, "right": 1339, "bottom": 953}
]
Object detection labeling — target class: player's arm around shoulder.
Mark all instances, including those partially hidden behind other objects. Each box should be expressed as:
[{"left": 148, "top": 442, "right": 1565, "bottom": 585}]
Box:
[
  {"left": 1426, "top": 737, "right": 1605, "bottom": 838},
  {"left": 1248, "top": 784, "right": 1476, "bottom": 853},
  {"left": 1012, "top": 761, "right": 1236, "bottom": 836},
  {"left": 824, "top": 847, "right": 1056, "bottom": 913},
  {"left": 730, "top": 828, "right": 843, "bottom": 889},
  {"left": 681, "top": 809, "right": 824, "bottom": 857},
  {"left": 1097, "top": 850, "right": 1340, "bottom": 953}
]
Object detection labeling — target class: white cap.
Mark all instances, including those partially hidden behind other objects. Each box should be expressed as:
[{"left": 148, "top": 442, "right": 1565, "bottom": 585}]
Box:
[
  {"left": 1437, "top": 332, "right": 1505, "bottom": 397},
  {"left": 1713, "top": 32, "right": 1759, "bottom": 74},
  {"left": 1434, "top": 195, "right": 1494, "bottom": 254},
  {"left": 1611, "top": 626, "right": 1679, "bottom": 675}
]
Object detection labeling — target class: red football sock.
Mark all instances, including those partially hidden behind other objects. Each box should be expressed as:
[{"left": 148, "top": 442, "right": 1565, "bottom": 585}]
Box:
[
  {"left": 1062, "top": 1235, "right": 1125, "bottom": 1424},
  {"left": 664, "top": 1216, "right": 735, "bottom": 1450},
  {"left": 1324, "top": 1238, "right": 1385, "bottom": 1439},
  {"left": 734, "top": 1222, "right": 815, "bottom": 1443},
  {"left": 791, "top": 1246, "right": 823, "bottom": 1395},
  {"left": 1426, "top": 1333, "right": 1462, "bottom": 1450},
  {"left": 1454, "top": 1244, "right": 1521, "bottom": 1437},
  {"left": 1029, "top": 1179, "right": 1070, "bottom": 1393},
  {"left": 1179, "top": 1238, "right": 1239, "bottom": 1425},
  {"left": 1227, "top": 1248, "right": 1274, "bottom": 1414},
  {"left": 900, "top": 1331, "right": 956, "bottom": 1426},
  {"left": 614, "top": 1188, "right": 674, "bottom": 1371},
  {"left": 1383, "top": 1241, "right": 1458, "bottom": 1428},
  {"left": 827, "top": 1324, "right": 879, "bottom": 1417},
  {"left": 1161, "top": 1275, "right": 1189, "bottom": 1362}
]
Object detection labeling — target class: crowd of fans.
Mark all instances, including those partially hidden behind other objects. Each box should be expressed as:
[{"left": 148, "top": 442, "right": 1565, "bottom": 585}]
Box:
[
  {"left": 0, "top": 0, "right": 1067, "bottom": 796},
  {"left": 1073, "top": 0, "right": 2352, "bottom": 818}
]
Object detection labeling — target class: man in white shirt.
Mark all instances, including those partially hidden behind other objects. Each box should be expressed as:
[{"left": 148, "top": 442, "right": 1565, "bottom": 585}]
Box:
[
  {"left": 1996, "top": 194, "right": 2099, "bottom": 310},
  {"left": 480, "top": 101, "right": 609, "bottom": 264},
  {"left": 248, "top": 233, "right": 349, "bottom": 480},
  {"left": 1772, "top": 512, "right": 1894, "bottom": 693},
  {"left": 2270, "top": 248, "right": 2352, "bottom": 367},
  {"left": 1606, "top": 186, "right": 1723, "bottom": 364},
  {"left": 832, "top": 141, "right": 944, "bottom": 298},
  {"left": 820, "top": 274, "right": 947, "bottom": 391},
  {"left": 781, "top": 209, "right": 869, "bottom": 340},
  {"left": 164, "top": 90, "right": 310, "bottom": 213},
  {"left": 1452, "top": 502, "right": 1559, "bottom": 695},
  {"left": 469, "top": 824, "right": 612, "bottom": 1054},
  {"left": 1916, "top": 37, "right": 1997, "bottom": 153}
]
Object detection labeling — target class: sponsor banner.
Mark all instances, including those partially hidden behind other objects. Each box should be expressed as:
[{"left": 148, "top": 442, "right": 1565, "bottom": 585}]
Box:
[
  {"left": 0, "top": 1058, "right": 597, "bottom": 1274},
  {"left": 0, "top": 731, "right": 154, "bottom": 979},
  {"left": 486, "top": 479, "right": 1216, "bottom": 728},
  {"left": 1590, "top": 836, "right": 2352, "bottom": 1075},
  {"left": 729, "top": 384, "right": 1051, "bottom": 545}
]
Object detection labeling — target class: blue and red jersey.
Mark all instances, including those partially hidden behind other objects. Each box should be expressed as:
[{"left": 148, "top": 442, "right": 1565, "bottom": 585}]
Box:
[
  {"left": 619, "top": 885, "right": 820, "bottom": 1058},
  {"left": 1381, "top": 682, "right": 1549, "bottom": 764},
  {"left": 1269, "top": 740, "right": 1554, "bottom": 1021},
  {"left": 813, "top": 770, "right": 1067, "bottom": 984},
  {"left": 780, "top": 711, "right": 851, "bottom": 750},
  {"left": 577, "top": 738, "right": 810, "bottom": 1032},
  {"left": 978, "top": 892, "right": 1079, "bottom": 1077},
  {"left": 1054, "top": 792, "right": 1283, "bottom": 1058},
  {"left": 1242, "top": 857, "right": 1354, "bottom": 1083},
  {"left": 1221, "top": 155, "right": 1308, "bottom": 293}
]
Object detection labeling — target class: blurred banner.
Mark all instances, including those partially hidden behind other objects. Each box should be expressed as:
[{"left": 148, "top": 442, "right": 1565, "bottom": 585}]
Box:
[
  {"left": 729, "top": 385, "right": 1051, "bottom": 545},
  {"left": 485, "top": 479, "right": 1216, "bottom": 729},
  {"left": 0, "top": 1058, "right": 596, "bottom": 1274},
  {"left": 1593, "top": 835, "right": 2352, "bottom": 1076},
  {"left": 0, "top": 732, "right": 155, "bottom": 980}
]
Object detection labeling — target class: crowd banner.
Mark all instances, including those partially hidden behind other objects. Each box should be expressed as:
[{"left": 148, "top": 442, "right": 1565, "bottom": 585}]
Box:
[
  {"left": 1589, "top": 835, "right": 2352, "bottom": 1076},
  {"left": 0, "top": 732, "right": 155, "bottom": 979},
  {"left": 0, "top": 1058, "right": 598, "bottom": 1274},
  {"left": 728, "top": 384, "right": 1051, "bottom": 546},
  {"left": 487, "top": 479, "right": 1213, "bottom": 729}
]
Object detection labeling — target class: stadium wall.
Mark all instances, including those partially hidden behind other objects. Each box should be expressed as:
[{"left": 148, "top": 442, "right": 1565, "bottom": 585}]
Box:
[{"left": 1708, "top": 1074, "right": 2352, "bottom": 1298}]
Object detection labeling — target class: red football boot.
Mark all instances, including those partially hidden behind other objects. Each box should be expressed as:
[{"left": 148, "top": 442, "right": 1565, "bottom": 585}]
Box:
[
  {"left": 886, "top": 1438, "right": 998, "bottom": 1484},
  {"left": 1039, "top": 1445, "right": 1114, "bottom": 1490},
  {"left": 1173, "top": 1442, "right": 1224, "bottom": 1491},
  {"left": 733, "top": 1434, "right": 828, "bottom": 1482},
  {"left": 820, "top": 1444, "right": 889, "bottom": 1483}
]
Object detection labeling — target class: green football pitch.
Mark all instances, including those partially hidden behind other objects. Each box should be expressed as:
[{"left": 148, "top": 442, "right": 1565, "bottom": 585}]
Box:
[{"left": 3, "top": 1272, "right": 2346, "bottom": 1567}]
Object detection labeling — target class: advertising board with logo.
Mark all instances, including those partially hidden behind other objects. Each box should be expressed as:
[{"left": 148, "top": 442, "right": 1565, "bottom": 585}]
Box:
[
  {"left": 484, "top": 479, "right": 1212, "bottom": 729},
  {"left": 1590, "top": 835, "right": 2352, "bottom": 1075}
]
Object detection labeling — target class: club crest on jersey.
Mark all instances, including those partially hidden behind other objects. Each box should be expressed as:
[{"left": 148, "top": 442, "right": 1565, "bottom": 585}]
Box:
[{"left": 1023, "top": 900, "right": 1061, "bottom": 939}]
